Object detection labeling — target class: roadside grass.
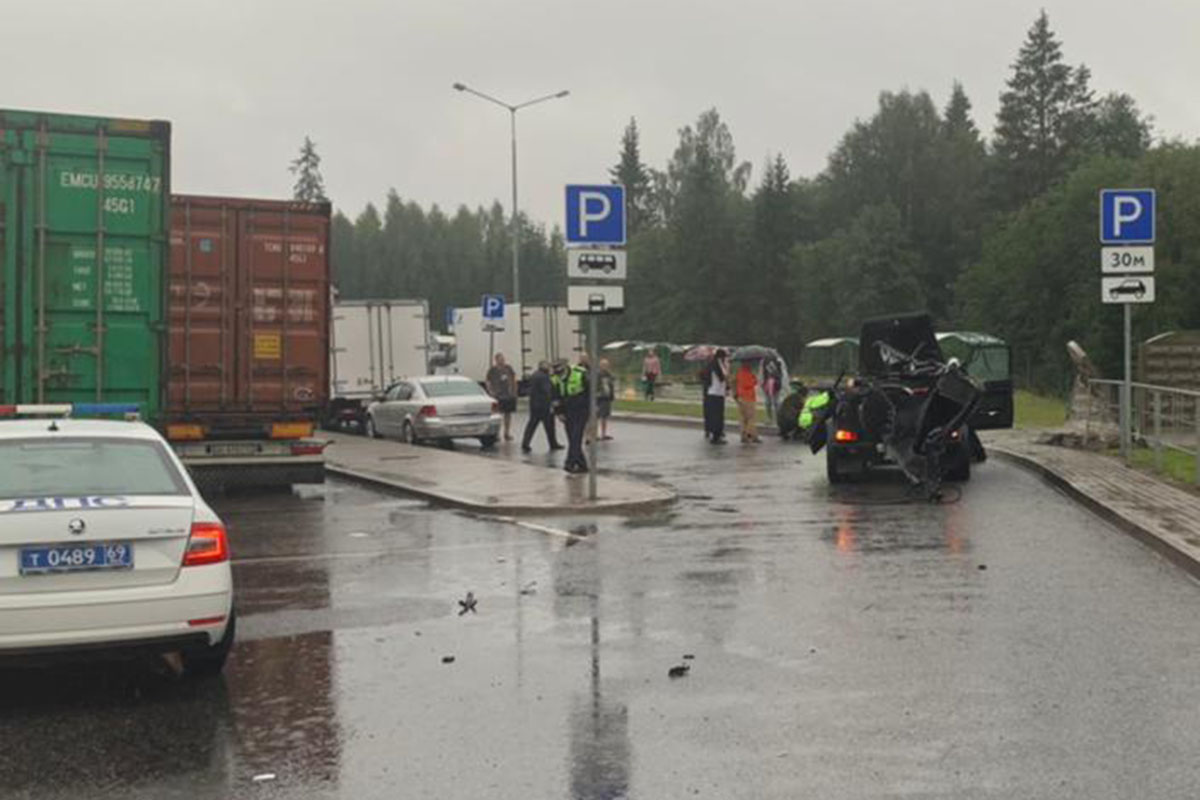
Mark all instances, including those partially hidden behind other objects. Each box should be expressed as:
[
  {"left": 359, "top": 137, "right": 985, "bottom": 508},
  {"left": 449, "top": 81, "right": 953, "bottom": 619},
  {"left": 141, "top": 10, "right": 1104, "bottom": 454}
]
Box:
[
  {"left": 1116, "top": 445, "right": 1198, "bottom": 487},
  {"left": 620, "top": 391, "right": 1065, "bottom": 429},
  {"left": 1014, "top": 390, "right": 1067, "bottom": 429}
]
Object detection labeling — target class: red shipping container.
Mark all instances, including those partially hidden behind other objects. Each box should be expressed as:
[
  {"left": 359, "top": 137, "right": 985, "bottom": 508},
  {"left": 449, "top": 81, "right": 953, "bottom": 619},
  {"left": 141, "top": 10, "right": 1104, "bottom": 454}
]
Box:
[{"left": 167, "top": 195, "right": 330, "bottom": 429}]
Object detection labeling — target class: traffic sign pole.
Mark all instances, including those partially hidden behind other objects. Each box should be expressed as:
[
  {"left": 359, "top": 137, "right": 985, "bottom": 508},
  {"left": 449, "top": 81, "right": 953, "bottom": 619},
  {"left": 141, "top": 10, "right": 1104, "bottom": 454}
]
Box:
[
  {"left": 1122, "top": 305, "right": 1131, "bottom": 462},
  {"left": 564, "top": 183, "right": 627, "bottom": 501},
  {"left": 1099, "top": 188, "right": 1156, "bottom": 464},
  {"left": 588, "top": 317, "right": 599, "bottom": 501}
]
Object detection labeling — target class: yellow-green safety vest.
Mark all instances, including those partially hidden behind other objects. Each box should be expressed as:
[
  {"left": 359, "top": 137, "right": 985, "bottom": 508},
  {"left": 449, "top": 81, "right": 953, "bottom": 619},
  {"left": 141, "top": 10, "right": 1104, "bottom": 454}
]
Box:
[
  {"left": 798, "top": 391, "right": 830, "bottom": 429},
  {"left": 565, "top": 365, "right": 587, "bottom": 397},
  {"left": 552, "top": 366, "right": 587, "bottom": 398}
]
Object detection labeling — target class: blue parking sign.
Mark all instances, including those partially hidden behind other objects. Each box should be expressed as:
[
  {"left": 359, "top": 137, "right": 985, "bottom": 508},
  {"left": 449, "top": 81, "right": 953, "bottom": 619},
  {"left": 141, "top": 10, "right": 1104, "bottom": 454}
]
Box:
[
  {"left": 481, "top": 294, "right": 505, "bottom": 320},
  {"left": 1100, "top": 189, "right": 1155, "bottom": 244},
  {"left": 565, "top": 185, "right": 626, "bottom": 245}
]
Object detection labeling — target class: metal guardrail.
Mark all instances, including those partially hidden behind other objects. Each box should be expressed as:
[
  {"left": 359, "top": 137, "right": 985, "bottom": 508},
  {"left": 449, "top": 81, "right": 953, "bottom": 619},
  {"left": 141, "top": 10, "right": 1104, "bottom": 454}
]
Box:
[{"left": 1086, "top": 378, "right": 1200, "bottom": 484}]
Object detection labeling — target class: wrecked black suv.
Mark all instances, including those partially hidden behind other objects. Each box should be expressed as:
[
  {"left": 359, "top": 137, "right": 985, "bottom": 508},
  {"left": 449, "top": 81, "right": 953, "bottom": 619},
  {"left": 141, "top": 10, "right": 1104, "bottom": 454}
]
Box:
[{"left": 817, "top": 313, "right": 1013, "bottom": 496}]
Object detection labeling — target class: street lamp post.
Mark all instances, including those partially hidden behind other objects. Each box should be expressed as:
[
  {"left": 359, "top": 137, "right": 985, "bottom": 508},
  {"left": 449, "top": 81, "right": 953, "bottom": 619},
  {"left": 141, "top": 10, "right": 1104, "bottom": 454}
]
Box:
[{"left": 453, "top": 82, "right": 569, "bottom": 375}]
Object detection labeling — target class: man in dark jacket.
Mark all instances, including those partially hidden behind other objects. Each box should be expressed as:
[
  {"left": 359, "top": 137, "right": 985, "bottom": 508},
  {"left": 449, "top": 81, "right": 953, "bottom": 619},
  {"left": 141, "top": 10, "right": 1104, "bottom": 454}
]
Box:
[{"left": 521, "top": 361, "right": 562, "bottom": 453}]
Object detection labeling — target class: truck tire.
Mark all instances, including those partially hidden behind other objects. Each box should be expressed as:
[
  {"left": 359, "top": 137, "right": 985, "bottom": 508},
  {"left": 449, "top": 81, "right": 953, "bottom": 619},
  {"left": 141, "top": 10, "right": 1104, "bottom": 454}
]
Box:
[
  {"left": 945, "top": 451, "right": 971, "bottom": 482},
  {"left": 479, "top": 435, "right": 497, "bottom": 449},
  {"left": 826, "top": 448, "right": 847, "bottom": 484}
]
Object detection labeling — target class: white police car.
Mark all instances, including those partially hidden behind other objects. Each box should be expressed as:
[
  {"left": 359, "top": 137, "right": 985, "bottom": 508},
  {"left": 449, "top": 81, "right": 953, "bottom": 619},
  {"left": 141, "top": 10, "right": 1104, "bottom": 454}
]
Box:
[{"left": 0, "top": 405, "right": 235, "bottom": 676}]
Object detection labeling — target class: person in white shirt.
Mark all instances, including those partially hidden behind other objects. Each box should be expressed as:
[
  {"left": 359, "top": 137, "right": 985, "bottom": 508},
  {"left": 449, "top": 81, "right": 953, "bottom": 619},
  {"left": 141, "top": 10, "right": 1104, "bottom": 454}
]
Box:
[{"left": 701, "top": 349, "right": 729, "bottom": 444}]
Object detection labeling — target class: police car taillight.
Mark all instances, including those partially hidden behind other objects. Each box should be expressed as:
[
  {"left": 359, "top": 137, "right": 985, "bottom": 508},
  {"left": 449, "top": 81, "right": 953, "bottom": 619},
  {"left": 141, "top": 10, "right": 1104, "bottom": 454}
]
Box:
[{"left": 183, "top": 522, "right": 230, "bottom": 567}]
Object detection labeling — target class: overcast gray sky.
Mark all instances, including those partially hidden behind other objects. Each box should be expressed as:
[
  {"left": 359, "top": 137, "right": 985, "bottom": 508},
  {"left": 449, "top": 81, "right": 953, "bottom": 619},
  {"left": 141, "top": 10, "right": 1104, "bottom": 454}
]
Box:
[{"left": 7, "top": 0, "right": 1197, "bottom": 229}]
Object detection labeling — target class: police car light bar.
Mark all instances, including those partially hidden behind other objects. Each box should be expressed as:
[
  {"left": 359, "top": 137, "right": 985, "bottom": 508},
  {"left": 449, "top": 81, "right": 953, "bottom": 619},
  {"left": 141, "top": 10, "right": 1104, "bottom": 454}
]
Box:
[{"left": 0, "top": 403, "right": 140, "bottom": 419}]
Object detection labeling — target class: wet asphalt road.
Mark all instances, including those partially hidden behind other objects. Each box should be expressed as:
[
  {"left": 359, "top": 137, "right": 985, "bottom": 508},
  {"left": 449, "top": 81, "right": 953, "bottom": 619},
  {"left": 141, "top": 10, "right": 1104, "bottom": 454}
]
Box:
[{"left": 5, "top": 421, "right": 1200, "bottom": 799}]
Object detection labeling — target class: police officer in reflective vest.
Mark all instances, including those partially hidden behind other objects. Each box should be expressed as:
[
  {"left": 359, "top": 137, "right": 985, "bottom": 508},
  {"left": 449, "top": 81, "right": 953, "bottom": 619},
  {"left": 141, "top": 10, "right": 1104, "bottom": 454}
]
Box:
[{"left": 553, "top": 355, "right": 591, "bottom": 474}]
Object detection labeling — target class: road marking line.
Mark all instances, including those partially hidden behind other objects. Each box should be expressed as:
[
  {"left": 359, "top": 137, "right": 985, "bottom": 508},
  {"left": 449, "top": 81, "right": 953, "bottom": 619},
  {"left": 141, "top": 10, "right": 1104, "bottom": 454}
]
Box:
[{"left": 476, "top": 513, "right": 589, "bottom": 541}]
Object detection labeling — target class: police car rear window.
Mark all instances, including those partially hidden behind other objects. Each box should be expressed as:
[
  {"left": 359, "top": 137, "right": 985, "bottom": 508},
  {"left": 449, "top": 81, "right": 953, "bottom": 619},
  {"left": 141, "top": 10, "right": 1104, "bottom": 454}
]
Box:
[{"left": 0, "top": 438, "right": 188, "bottom": 500}]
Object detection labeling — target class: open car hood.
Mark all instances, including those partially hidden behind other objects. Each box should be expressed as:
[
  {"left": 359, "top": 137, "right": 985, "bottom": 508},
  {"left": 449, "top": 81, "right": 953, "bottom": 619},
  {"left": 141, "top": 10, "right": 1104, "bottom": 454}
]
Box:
[{"left": 858, "top": 312, "right": 944, "bottom": 375}]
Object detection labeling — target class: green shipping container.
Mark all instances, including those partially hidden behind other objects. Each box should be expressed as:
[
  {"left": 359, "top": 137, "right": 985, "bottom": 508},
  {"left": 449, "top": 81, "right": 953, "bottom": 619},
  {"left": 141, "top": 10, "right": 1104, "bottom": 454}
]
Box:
[{"left": 0, "top": 109, "right": 170, "bottom": 420}]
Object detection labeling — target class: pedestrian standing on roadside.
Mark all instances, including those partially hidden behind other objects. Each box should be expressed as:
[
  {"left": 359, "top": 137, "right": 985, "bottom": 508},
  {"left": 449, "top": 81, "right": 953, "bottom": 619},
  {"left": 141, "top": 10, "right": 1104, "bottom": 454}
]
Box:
[
  {"left": 735, "top": 360, "right": 761, "bottom": 443},
  {"left": 596, "top": 358, "right": 616, "bottom": 440},
  {"left": 642, "top": 349, "right": 662, "bottom": 401},
  {"left": 521, "top": 361, "right": 563, "bottom": 453},
  {"left": 762, "top": 356, "right": 782, "bottom": 424},
  {"left": 561, "top": 355, "right": 591, "bottom": 473},
  {"left": 486, "top": 352, "right": 518, "bottom": 442},
  {"left": 701, "top": 349, "right": 729, "bottom": 444}
]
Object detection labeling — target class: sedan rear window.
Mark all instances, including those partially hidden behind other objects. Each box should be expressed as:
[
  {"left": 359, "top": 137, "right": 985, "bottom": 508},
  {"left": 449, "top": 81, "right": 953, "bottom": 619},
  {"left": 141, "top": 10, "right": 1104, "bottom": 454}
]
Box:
[
  {"left": 420, "top": 381, "right": 486, "bottom": 398},
  {"left": 0, "top": 438, "right": 188, "bottom": 499}
]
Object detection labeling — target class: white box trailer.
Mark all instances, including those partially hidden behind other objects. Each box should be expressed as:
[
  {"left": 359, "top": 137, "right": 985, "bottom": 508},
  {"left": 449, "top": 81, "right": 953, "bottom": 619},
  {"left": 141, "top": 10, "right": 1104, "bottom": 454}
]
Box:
[
  {"left": 326, "top": 298, "right": 430, "bottom": 428},
  {"left": 451, "top": 303, "right": 582, "bottom": 382}
]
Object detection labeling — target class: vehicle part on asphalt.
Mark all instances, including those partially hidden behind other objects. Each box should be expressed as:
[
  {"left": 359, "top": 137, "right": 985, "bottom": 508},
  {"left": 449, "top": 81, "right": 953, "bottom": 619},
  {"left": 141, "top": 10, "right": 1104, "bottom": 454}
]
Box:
[
  {"left": 457, "top": 591, "right": 477, "bottom": 615},
  {"left": 668, "top": 664, "right": 691, "bottom": 678}
]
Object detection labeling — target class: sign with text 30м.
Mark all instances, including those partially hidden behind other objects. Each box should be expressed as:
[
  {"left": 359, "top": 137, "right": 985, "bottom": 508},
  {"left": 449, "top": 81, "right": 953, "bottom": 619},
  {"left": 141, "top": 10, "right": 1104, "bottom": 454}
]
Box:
[{"left": 565, "top": 185, "right": 626, "bottom": 246}]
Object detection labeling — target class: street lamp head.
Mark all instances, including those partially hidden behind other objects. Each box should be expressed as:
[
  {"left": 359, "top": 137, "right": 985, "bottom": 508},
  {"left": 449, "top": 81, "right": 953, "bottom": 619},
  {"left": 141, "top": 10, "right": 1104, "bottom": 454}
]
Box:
[
  {"left": 555, "top": 90, "right": 570, "bottom": 98},
  {"left": 452, "top": 82, "right": 466, "bottom": 91}
]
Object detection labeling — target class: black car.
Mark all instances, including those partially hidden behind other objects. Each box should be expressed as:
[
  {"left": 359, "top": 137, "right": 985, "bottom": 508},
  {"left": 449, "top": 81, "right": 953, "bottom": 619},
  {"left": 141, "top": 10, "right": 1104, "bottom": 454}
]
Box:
[{"left": 821, "top": 313, "right": 1013, "bottom": 492}]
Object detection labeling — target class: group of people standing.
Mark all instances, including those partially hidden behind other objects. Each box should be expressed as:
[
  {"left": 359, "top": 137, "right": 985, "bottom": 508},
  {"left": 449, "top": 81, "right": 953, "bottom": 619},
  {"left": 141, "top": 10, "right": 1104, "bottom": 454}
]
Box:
[
  {"left": 698, "top": 350, "right": 785, "bottom": 445},
  {"left": 486, "top": 352, "right": 615, "bottom": 475}
]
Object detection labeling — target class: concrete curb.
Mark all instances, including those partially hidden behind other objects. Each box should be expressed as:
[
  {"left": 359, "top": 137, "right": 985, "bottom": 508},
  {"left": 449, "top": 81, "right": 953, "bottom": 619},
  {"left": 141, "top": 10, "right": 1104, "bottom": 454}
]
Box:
[
  {"left": 326, "top": 463, "right": 677, "bottom": 517},
  {"left": 990, "top": 446, "right": 1200, "bottom": 580}
]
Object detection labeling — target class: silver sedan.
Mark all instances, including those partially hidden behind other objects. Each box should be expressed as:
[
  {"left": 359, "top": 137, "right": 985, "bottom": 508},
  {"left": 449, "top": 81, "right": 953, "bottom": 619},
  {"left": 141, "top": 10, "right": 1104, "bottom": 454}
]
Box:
[{"left": 365, "top": 376, "right": 502, "bottom": 447}]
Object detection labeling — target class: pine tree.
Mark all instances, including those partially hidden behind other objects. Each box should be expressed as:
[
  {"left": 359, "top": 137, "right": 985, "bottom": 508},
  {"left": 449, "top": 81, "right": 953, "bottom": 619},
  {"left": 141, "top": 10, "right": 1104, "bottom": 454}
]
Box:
[
  {"left": 1093, "top": 93, "right": 1153, "bottom": 159},
  {"left": 992, "top": 11, "right": 1096, "bottom": 208},
  {"left": 290, "top": 136, "right": 328, "bottom": 202},
  {"left": 943, "top": 81, "right": 978, "bottom": 139},
  {"left": 610, "top": 118, "right": 653, "bottom": 236}
]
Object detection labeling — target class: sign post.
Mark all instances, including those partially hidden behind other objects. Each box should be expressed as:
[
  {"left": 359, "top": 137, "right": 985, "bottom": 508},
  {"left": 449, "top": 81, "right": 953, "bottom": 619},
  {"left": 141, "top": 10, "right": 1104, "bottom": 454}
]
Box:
[
  {"left": 481, "top": 293, "right": 506, "bottom": 370},
  {"left": 565, "top": 184, "right": 627, "bottom": 501},
  {"left": 1100, "top": 189, "right": 1156, "bottom": 462}
]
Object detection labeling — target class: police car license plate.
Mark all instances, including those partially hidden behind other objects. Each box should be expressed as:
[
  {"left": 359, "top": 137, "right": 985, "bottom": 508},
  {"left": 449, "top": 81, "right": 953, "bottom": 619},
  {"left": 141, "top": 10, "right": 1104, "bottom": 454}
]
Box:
[{"left": 20, "top": 543, "right": 133, "bottom": 575}]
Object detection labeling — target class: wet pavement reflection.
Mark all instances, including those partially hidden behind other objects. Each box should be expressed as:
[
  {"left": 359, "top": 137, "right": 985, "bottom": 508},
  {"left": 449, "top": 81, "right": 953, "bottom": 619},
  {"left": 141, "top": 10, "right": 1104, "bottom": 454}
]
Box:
[{"left": 6, "top": 425, "right": 1200, "bottom": 797}]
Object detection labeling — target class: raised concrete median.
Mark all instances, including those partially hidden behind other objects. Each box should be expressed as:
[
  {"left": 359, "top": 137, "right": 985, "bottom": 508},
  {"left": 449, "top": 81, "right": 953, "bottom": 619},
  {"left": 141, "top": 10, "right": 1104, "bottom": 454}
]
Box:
[{"left": 323, "top": 432, "right": 675, "bottom": 515}]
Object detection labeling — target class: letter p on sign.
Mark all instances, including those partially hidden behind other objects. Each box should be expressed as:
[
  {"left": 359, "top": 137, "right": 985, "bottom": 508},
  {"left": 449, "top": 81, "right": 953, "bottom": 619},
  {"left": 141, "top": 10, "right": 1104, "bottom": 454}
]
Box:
[
  {"left": 1101, "top": 189, "right": 1155, "bottom": 244},
  {"left": 578, "top": 192, "right": 611, "bottom": 237},
  {"left": 565, "top": 185, "right": 626, "bottom": 245}
]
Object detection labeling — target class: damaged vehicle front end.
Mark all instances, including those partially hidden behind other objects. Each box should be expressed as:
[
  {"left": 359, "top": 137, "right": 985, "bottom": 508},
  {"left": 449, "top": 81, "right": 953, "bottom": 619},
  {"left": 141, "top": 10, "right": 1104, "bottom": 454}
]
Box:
[{"left": 812, "top": 313, "right": 992, "bottom": 500}]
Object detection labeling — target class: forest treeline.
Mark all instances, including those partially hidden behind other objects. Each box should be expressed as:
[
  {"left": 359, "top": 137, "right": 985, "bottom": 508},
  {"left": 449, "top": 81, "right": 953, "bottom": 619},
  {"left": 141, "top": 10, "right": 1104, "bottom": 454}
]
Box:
[{"left": 329, "top": 12, "right": 1198, "bottom": 391}]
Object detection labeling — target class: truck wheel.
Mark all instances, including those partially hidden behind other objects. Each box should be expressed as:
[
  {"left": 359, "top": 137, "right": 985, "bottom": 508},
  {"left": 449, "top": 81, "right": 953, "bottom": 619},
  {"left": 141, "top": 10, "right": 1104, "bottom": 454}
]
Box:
[
  {"left": 182, "top": 610, "right": 236, "bottom": 679},
  {"left": 945, "top": 452, "right": 971, "bottom": 482},
  {"left": 479, "top": 435, "right": 497, "bottom": 449},
  {"left": 366, "top": 415, "right": 382, "bottom": 439},
  {"left": 826, "top": 449, "right": 847, "bottom": 484}
]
